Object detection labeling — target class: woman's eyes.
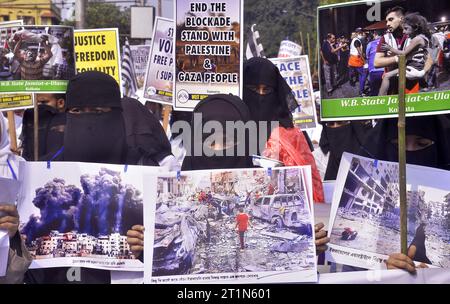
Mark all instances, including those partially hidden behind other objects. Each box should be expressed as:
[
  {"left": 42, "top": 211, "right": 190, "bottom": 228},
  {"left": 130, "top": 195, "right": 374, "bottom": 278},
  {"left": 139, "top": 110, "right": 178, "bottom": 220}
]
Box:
[{"left": 417, "top": 139, "right": 433, "bottom": 148}]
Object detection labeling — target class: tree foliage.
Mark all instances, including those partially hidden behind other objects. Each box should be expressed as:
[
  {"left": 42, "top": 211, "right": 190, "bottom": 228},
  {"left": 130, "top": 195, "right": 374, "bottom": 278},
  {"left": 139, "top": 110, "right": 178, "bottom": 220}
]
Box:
[{"left": 62, "top": 1, "right": 132, "bottom": 45}]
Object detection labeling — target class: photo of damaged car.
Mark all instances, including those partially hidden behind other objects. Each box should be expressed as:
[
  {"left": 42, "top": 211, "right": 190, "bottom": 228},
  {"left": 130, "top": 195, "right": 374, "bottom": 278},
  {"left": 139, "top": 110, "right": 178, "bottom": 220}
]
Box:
[{"left": 249, "top": 193, "right": 307, "bottom": 229}]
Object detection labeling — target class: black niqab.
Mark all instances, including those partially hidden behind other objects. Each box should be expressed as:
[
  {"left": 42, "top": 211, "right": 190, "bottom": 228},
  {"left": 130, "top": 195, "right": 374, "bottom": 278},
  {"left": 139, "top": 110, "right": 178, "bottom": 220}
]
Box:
[
  {"left": 42, "top": 112, "right": 66, "bottom": 161},
  {"left": 181, "top": 94, "right": 253, "bottom": 170},
  {"left": 243, "top": 57, "right": 296, "bottom": 129},
  {"left": 21, "top": 104, "right": 59, "bottom": 160},
  {"left": 63, "top": 71, "right": 127, "bottom": 164},
  {"left": 320, "top": 121, "right": 372, "bottom": 180},
  {"left": 361, "top": 115, "right": 450, "bottom": 170}
]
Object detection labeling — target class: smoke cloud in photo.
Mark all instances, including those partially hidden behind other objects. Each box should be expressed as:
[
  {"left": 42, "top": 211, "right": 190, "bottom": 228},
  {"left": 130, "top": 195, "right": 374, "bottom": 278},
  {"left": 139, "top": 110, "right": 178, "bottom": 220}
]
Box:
[{"left": 21, "top": 168, "right": 143, "bottom": 245}]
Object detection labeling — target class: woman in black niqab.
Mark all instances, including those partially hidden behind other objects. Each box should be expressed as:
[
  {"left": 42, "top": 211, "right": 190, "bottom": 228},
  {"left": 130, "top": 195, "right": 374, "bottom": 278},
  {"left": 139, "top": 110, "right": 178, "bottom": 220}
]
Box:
[
  {"left": 243, "top": 57, "right": 324, "bottom": 203},
  {"left": 121, "top": 96, "right": 172, "bottom": 166},
  {"left": 25, "top": 71, "right": 128, "bottom": 284},
  {"left": 181, "top": 94, "right": 253, "bottom": 170},
  {"left": 243, "top": 57, "right": 297, "bottom": 144},
  {"left": 320, "top": 120, "right": 372, "bottom": 180},
  {"left": 62, "top": 71, "right": 127, "bottom": 164}
]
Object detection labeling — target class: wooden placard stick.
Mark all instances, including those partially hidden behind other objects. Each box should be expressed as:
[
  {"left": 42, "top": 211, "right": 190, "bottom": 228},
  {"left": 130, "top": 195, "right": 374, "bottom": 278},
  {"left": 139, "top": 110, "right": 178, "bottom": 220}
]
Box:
[
  {"left": 314, "top": 41, "right": 319, "bottom": 76},
  {"left": 299, "top": 31, "right": 305, "bottom": 54},
  {"left": 34, "top": 96, "right": 39, "bottom": 161},
  {"left": 6, "top": 111, "right": 17, "bottom": 152},
  {"left": 397, "top": 54, "right": 407, "bottom": 255},
  {"left": 307, "top": 32, "right": 311, "bottom": 57}
]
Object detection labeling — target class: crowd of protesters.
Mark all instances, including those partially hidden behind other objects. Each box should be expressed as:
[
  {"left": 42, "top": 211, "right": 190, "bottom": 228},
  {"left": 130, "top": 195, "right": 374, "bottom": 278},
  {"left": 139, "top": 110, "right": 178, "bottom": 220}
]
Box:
[{"left": 321, "top": 6, "right": 450, "bottom": 98}]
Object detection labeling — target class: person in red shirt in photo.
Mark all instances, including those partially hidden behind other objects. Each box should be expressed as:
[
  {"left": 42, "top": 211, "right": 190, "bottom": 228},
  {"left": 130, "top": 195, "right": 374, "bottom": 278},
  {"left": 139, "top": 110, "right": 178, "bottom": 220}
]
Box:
[{"left": 235, "top": 207, "right": 253, "bottom": 251}]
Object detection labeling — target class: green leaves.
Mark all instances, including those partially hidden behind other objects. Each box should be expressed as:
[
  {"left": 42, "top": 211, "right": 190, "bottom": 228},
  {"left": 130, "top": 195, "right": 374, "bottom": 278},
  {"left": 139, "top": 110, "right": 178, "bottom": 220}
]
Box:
[{"left": 244, "top": 0, "right": 318, "bottom": 58}]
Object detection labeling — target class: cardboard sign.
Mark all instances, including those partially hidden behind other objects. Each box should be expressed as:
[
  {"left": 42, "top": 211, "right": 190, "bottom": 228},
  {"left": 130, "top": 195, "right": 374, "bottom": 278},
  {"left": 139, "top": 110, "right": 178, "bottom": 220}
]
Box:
[
  {"left": 318, "top": 0, "right": 450, "bottom": 120},
  {"left": 130, "top": 44, "right": 151, "bottom": 91},
  {"left": 327, "top": 152, "right": 450, "bottom": 269},
  {"left": 18, "top": 162, "right": 159, "bottom": 271},
  {"left": 74, "top": 28, "right": 122, "bottom": 93},
  {"left": 0, "top": 93, "right": 33, "bottom": 112},
  {"left": 144, "top": 166, "right": 317, "bottom": 284},
  {"left": 278, "top": 40, "right": 302, "bottom": 58},
  {"left": 270, "top": 56, "right": 317, "bottom": 130},
  {"left": 142, "top": 18, "right": 174, "bottom": 105},
  {"left": 174, "top": 0, "right": 243, "bottom": 111},
  {"left": 0, "top": 25, "right": 75, "bottom": 93}
]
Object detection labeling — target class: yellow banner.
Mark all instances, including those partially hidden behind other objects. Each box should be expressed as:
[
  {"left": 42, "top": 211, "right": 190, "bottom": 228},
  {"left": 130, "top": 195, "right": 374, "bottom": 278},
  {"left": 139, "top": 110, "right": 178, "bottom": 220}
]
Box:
[
  {"left": 0, "top": 94, "right": 33, "bottom": 111},
  {"left": 74, "top": 29, "right": 122, "bottom": 88}
]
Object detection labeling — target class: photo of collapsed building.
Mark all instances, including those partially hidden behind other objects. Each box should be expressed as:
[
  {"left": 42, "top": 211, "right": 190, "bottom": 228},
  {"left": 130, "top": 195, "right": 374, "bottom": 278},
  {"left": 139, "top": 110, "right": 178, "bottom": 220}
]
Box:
[
  {"left": 331, "top": 157, "right": 450, "bottom": 267},
  {"left": 151, "top": 168, "right": 316, "bottom": 277}
]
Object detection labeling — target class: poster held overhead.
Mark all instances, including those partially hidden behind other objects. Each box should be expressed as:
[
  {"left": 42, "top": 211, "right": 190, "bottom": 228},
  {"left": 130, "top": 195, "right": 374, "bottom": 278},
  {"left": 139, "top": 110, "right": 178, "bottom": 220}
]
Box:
[
  {"left": 278, "top": 40, "right": 302, "bottom": 58},
  {"left": 0, "top": 25, "right": 75, "bottom": 93},
  {"left": 0, "top": 20, "right": 33, "bottom": 113},
  {"left": 131, "top": 6, "right": 155, "bottom": 39},
  {"left": 142, "top": 17, "right": 175, "bottom": 105},
  {"left": 129, "top": 45, "right": 151, "bottom": 96},
  {"left": 174, "top": 0, "right": 243, "bottom": 111},
  {"left": 318, "top": 0, "right": 450, "bottom": 121}
]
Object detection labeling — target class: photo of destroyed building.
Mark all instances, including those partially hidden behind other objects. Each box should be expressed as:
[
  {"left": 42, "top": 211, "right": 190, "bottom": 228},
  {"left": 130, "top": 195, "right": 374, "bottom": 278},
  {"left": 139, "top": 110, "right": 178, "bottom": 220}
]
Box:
[
  {"left": 331, "top": 157, "right": 450, "bottom": 267},
  {"left": 28, "top": 231, "right": 132, "bottom": 259},
  {"left": 338, "top": 158, "right": 399, "bottom": 216},
  {"left": 151, "top": 167, "right": 316, "bottom": 277}
]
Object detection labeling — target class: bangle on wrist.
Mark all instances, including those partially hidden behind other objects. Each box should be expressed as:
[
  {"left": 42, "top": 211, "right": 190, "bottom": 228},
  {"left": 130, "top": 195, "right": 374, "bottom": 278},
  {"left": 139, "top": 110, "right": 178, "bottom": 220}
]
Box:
[{"left": 394, "top": 55, "right": 399, "bottom": 63}]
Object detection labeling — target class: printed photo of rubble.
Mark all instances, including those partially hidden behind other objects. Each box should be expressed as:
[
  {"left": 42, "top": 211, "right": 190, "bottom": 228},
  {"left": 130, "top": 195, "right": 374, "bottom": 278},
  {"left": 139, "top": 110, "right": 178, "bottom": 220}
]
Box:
[
  {"left": 19, "top": 168, "right": 143, "bottom": 261},
  {"left": 330, "top": 157, "right": 450, "bottom": 267},
  {"left": 151, "top": 168, "right": 316, "bottom": 277}
]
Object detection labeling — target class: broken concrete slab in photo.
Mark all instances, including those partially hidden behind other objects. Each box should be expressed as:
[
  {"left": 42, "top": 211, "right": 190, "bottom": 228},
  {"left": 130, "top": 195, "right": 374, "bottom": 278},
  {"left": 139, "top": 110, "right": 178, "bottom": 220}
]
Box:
[{"left": 260, "top": 230, "right": 301, "bottom": 241}]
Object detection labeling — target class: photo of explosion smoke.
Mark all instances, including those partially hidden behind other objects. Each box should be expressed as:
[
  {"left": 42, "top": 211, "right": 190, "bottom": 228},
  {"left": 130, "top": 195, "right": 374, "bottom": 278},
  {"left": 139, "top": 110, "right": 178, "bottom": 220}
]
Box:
[
  {"left": 151, "top": 167, "right": 316, "bottom": 279},
  {"left": 20, "top": 168, "right": 143, "bottom": 261}
]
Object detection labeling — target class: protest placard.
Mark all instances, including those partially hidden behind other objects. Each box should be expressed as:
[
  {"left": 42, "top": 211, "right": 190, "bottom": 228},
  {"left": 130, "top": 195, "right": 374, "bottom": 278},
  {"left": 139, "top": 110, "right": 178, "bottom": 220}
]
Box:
[
  {"left": 318, "top": 0, "right": 450, "bottom": 121},
  {"left": 278, "top": 40, "right": 302, "bottom": 58},
  {"left": 0, "top": 20, "right": 23, "bottom": 27},
  {"left": 327, "top": 152, "right": 450, "bottom": 269},
  {"left": 130, "top": 44, "right": 151, "bottom": 92},
  {"left": 18, "top": 162, "right": 159, "bottom": 271},
  {"left": 74, "top": 28, "right": 122, "bottom": 94},
  {"left": 142, "top": 18, "right": 174, "bottom": 105},
  {"left": 0, "top": 25, "right": 75, "bottom": 93},
  {"left": 270, "top": 56, "right": 317, "bottom": 129},
  {"left": 174, "top": 0, "right": 243, "bottom": 111},
  {"left": 0, "top": 93, "right": 33, "bottom": 111}
]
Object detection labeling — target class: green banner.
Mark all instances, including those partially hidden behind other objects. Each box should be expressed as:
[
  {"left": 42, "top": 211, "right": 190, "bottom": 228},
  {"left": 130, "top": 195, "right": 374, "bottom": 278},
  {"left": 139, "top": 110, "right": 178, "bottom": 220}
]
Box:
[
  {"left": 0, "top": 80, "right": 68, "bottom": 93},
  {"left": 322, "top": 90, "right": 450, "bottom": 120}
]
